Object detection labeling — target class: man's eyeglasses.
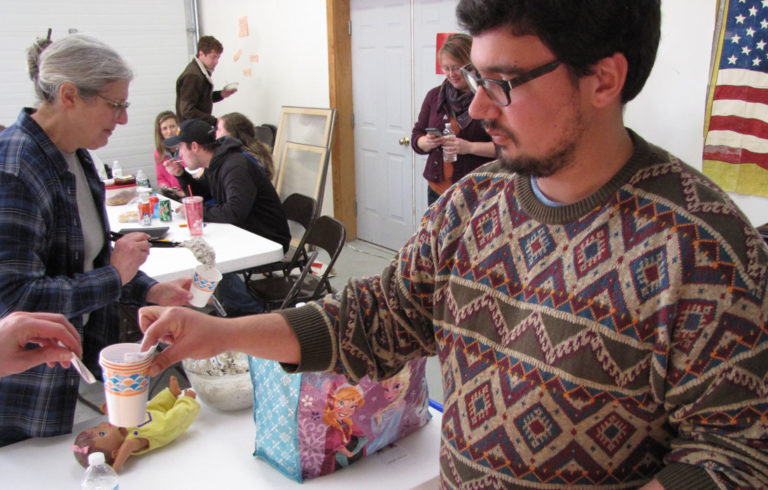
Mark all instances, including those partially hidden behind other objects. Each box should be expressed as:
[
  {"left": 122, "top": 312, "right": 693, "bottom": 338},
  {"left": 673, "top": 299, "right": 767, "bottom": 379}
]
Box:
[
  {"left": 460, "top": 60, "right": 561, "bottom": 107},
  {"left": 96, "top": 93, "right": 130, "bottom": 119}
]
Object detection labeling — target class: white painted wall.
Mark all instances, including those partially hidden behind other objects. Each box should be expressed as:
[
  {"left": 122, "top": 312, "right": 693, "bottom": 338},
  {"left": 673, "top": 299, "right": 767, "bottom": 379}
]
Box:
[
  {"left": 196, "top": 0, "right": 333, "bottom": 213},
  {"left": 196, "top": 0, "right": 330, "bottom": 128},
  {"left": 0, "top": 0, "right": 189, "bottom": 185},
  {"left": 626, "top": 0, "right": 768, "bottom": 227}
]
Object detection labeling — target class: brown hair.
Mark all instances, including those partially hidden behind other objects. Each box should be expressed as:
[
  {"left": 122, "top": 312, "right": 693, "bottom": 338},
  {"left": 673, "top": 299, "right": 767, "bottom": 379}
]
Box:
[
  {"left": 154, "top": 110, "right": 178, "bottom": 154},
  {"left": 438, "top": 33, "right": 472, "bottom": 67},
  {"left": 197, "top": 35, "right": 223, "bottom": 55},
  {"left": 220, "top": 112, "right": 275, "bottom": 181}
]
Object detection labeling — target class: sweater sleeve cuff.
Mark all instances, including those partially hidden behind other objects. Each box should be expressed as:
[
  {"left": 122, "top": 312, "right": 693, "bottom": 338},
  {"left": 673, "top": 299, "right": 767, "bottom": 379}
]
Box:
[
  {"left": 655, "top": 463, "right": 719, "bottom": 490},
  {"left": 277, "top": 305, "right": 334, "bottom": 373},
  {"left": 120, "top": 271, "right": 158, "bottom": 306}
]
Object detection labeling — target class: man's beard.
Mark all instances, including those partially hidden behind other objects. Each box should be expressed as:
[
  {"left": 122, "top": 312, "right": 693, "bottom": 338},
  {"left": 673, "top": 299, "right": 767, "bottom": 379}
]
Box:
[{"left": 484, "top": 104, "right": 585, "bottom": 178}]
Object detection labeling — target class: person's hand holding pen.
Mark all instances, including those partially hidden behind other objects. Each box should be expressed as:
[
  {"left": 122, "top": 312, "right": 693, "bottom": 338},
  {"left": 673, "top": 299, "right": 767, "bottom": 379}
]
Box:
[{"left": 110, "top": 232, "right": 151, "bottom": 285}]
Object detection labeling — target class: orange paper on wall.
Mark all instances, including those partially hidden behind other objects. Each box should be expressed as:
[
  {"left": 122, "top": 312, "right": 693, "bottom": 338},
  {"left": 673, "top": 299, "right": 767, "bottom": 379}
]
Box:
[{"left": 238, "top": 16, "right": 249, "bottom": 37}]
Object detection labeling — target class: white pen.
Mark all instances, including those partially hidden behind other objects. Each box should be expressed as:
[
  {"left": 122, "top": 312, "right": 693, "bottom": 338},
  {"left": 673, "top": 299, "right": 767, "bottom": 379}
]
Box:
[{"left": 58, "top": 341, "right": 96, "bottom": 384}]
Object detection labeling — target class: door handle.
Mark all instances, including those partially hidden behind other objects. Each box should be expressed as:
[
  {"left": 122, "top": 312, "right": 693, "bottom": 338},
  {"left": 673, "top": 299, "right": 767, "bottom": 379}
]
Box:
[{"left": 398, "top": 136, "right": 410, "bottom": 146}]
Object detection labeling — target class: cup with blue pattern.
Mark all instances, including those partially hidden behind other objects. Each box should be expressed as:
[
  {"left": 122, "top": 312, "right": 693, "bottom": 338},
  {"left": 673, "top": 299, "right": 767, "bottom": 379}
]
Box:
[
  {"left": 188, "top": 264, "right": 223, "bottom": 308},
  {"left": 99, "top": 343, "right": 153, "bottom": 427}
]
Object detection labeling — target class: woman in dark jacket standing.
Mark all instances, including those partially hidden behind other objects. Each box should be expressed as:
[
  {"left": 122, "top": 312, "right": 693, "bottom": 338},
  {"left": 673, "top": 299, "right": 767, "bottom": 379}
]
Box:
[{"left": 411, "top": 33, "right": 495, "bottom": 205}]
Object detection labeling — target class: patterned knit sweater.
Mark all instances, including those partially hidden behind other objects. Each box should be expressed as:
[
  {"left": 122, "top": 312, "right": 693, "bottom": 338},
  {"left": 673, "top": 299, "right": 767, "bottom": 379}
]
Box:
[{"left": 281, "top": 131, "right": 768, "bottom": 489}]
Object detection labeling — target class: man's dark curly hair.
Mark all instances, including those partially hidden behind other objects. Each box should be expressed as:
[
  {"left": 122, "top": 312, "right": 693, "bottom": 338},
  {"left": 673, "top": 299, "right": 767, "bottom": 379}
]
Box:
[{"left": 455, "top": 0, "right": 661, "bottom": 103}]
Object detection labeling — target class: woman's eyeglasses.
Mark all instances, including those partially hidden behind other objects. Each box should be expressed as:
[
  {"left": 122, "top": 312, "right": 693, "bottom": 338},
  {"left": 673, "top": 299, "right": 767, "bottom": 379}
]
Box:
[
  {"left": 96, "top": 93, "right": 130, "bottom": 119},
  {"left": 460, "top": 60, "right": 561, "bottom": 107}
]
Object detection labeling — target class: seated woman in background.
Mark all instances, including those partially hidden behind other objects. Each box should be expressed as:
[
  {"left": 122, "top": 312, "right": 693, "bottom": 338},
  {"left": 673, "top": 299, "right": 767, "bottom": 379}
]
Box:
[
  {"left": 216, "top": 112, "right": 275, "bottom": 182},
  {"left": 153, "top": 110, "right": 186, "bottom": 199}
]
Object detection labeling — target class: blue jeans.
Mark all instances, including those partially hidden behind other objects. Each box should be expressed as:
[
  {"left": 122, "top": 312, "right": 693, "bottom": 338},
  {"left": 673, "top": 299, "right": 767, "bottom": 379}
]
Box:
[{"left": 214, "top": 272, "right": 264, "bottom": 315}]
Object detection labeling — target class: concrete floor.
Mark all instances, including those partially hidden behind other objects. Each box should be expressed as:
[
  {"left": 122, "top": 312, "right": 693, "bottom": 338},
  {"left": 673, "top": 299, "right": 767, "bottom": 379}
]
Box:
[{"left": 75, "top": 239, "right": 444, "bottom": 425}]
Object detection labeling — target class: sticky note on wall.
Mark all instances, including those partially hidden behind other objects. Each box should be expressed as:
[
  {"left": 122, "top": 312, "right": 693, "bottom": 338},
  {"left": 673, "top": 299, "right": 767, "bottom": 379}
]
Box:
[{"left": 238, "top": 16, "right": 249, "bottom": 37}]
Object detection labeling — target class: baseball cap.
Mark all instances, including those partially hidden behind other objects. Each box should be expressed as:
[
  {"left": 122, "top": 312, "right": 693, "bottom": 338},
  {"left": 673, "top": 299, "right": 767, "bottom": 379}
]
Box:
[{"left": 163, "top": 119, "right": 216, "bottom": 147}]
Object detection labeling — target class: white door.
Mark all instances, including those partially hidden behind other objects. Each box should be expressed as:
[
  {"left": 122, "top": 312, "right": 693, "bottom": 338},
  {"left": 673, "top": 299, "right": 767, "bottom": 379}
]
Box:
[{"left": 351, "top": 0, "right": 460, "bottom": 250}]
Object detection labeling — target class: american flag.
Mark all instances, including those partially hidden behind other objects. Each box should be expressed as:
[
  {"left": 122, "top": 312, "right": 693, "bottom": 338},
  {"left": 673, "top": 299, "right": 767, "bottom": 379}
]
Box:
[{"left": 703, "top": 0, "right": 768, "bottom": 196}]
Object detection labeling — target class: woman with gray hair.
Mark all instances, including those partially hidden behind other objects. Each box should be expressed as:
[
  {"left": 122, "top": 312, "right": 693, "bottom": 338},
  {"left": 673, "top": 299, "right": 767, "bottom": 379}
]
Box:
[{"left": 0, "top": 33, "right": 193, "bottom": 446}]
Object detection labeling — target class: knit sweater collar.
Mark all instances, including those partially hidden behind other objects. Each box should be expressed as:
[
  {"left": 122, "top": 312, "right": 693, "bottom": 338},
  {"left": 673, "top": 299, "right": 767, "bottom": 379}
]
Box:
[{"left": 514, "top": 128, "right": 655, "bottom": 224}]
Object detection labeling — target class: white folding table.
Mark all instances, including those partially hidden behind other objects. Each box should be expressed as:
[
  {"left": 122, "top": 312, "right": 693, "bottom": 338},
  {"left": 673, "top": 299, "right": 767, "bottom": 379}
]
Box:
[
  {"left": 0, "top": 402, "right": 442, "bottom": 489},
  {"left": 105, "top": 202, "right": 284, "bottom": 282}
]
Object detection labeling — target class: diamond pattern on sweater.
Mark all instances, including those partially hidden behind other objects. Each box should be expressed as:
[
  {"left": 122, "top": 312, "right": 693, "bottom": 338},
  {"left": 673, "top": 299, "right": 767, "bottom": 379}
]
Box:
[
  {"left": 515, "top": 403, "right": 562, "bottom": 452},
  {"left": 586, "top": 412, "right": 636, "bottom": 456},
  {"left": 519, "top": 225, "right": 556, "bottom": 269},
  {"left": 573, "top": 223, "right": 611, "bottom": 278}
]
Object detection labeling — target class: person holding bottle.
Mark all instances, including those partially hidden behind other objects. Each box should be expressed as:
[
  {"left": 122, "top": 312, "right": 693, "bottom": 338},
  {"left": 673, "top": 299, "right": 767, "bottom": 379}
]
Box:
[{"left": 411, "top": 33, "right": 496, "bottom": 205}]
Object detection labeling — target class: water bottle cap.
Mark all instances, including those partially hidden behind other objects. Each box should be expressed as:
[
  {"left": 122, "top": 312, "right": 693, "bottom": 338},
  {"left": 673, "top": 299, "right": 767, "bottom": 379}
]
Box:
[{"left": 88, "top": 452, "right": 106, "bottom": 465}]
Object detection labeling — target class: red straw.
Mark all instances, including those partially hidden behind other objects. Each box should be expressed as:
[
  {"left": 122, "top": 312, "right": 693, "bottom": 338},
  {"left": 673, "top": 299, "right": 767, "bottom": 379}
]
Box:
[{"left": 187, "top": 185, "right": 193, "bottom": 196}]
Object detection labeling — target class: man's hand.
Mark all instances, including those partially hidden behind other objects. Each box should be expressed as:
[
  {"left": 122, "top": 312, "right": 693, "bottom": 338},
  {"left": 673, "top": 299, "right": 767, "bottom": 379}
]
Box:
[
  {"left": 221, "top": 87, "right": 238, "bottom": 98},
  {"left": 139, "top": 306, "right": 231, "bottom": 376},
  {"left": 0, "top": 312, "right": 82, "bottom": 377},
  {"left": 163, "top": 158, "right": 185, "bottom": 177}
]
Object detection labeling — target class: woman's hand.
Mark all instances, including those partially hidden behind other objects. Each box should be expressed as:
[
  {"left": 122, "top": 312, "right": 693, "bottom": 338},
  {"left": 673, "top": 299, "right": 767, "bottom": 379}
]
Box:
[
  {"left": 110, "top": 232, "right": 151, "bottom": 285},
  {"left": 145, "top": 278, "right": 193, "bottom": 306},
  {"left": 451, "top": 137, "right": 474, "bottom": 155},
  {"left": 417, "top": 134, "right": 443, "bottom": 152}
]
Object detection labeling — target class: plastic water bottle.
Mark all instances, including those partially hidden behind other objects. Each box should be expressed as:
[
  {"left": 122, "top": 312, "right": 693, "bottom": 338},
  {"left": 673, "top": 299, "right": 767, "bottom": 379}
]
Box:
[
  {"left": 136, "top": 169, "right": 150, "bottom": 189},
  {"left": 81, "top": 452, "right": 119, "bottom": 490},
  {"left": 111, "top": 160, "right": 123, "bottom": 178},
  {"left": 442, "top": 123, "right": 456, "bottom": 163}
]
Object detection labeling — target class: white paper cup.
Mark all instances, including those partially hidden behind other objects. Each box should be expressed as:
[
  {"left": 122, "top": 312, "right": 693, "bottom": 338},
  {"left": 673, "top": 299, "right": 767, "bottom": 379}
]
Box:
[
  {"left": 189, "top": 265, "right": 223, "bottom": 308},
  {"left": 99, "top": 343, "right": 152, "bottom": 427}
]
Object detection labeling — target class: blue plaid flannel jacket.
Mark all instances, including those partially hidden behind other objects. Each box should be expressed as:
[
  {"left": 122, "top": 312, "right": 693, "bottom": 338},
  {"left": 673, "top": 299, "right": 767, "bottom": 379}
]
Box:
[{"left": 0, "top": 109, "right": 156, "bottom": 446}]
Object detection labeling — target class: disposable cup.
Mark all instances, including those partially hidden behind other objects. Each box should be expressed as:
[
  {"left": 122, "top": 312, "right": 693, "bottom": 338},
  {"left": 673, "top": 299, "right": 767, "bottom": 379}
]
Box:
[
  {"left": 189, "top": 264, "right": 223, "bottom": 308},
  {"left": 99, "top": 343, "right": 152, "bottom": 427},
  {"left": 182, "top": 196, "right": 204, "bottom": 236}
]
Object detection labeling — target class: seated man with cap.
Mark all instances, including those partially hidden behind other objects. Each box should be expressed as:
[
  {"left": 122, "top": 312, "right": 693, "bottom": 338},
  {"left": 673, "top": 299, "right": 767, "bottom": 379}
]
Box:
[{"left": 163, "top": 119, "right": 290, "bottom": 316}]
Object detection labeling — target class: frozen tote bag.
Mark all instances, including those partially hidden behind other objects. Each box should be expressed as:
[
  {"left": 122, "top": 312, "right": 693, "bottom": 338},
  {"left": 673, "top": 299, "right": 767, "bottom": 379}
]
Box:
[{"left": 248, "top": 357, "right": 431, "bottom": 482}]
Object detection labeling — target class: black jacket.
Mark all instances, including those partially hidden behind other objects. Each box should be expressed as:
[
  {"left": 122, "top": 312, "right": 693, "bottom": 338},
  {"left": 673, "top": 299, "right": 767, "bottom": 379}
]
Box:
[{"left": 177, "top": 137, "right": 290, "bottom": 252}]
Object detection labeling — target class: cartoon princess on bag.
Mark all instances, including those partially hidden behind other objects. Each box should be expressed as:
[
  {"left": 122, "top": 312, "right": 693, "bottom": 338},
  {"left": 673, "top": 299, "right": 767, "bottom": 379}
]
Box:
[
  {"left": 366, "top": 363, "right": 412, "bottom": 454},
  {"left": 320, "top": 384, "right": 367, "bottom": 475}
]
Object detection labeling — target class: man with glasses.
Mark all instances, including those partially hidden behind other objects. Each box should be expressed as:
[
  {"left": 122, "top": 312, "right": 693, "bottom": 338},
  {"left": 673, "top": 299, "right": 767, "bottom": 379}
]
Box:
[{"left": 139, "top": 1, "right": 768, "bottom": 488}]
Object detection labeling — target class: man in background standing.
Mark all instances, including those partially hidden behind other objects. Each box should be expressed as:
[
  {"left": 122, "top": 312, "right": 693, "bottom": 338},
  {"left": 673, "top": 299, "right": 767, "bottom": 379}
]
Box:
[{"left": 175, "top": 35, "right": 237, "bottom": 125}]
